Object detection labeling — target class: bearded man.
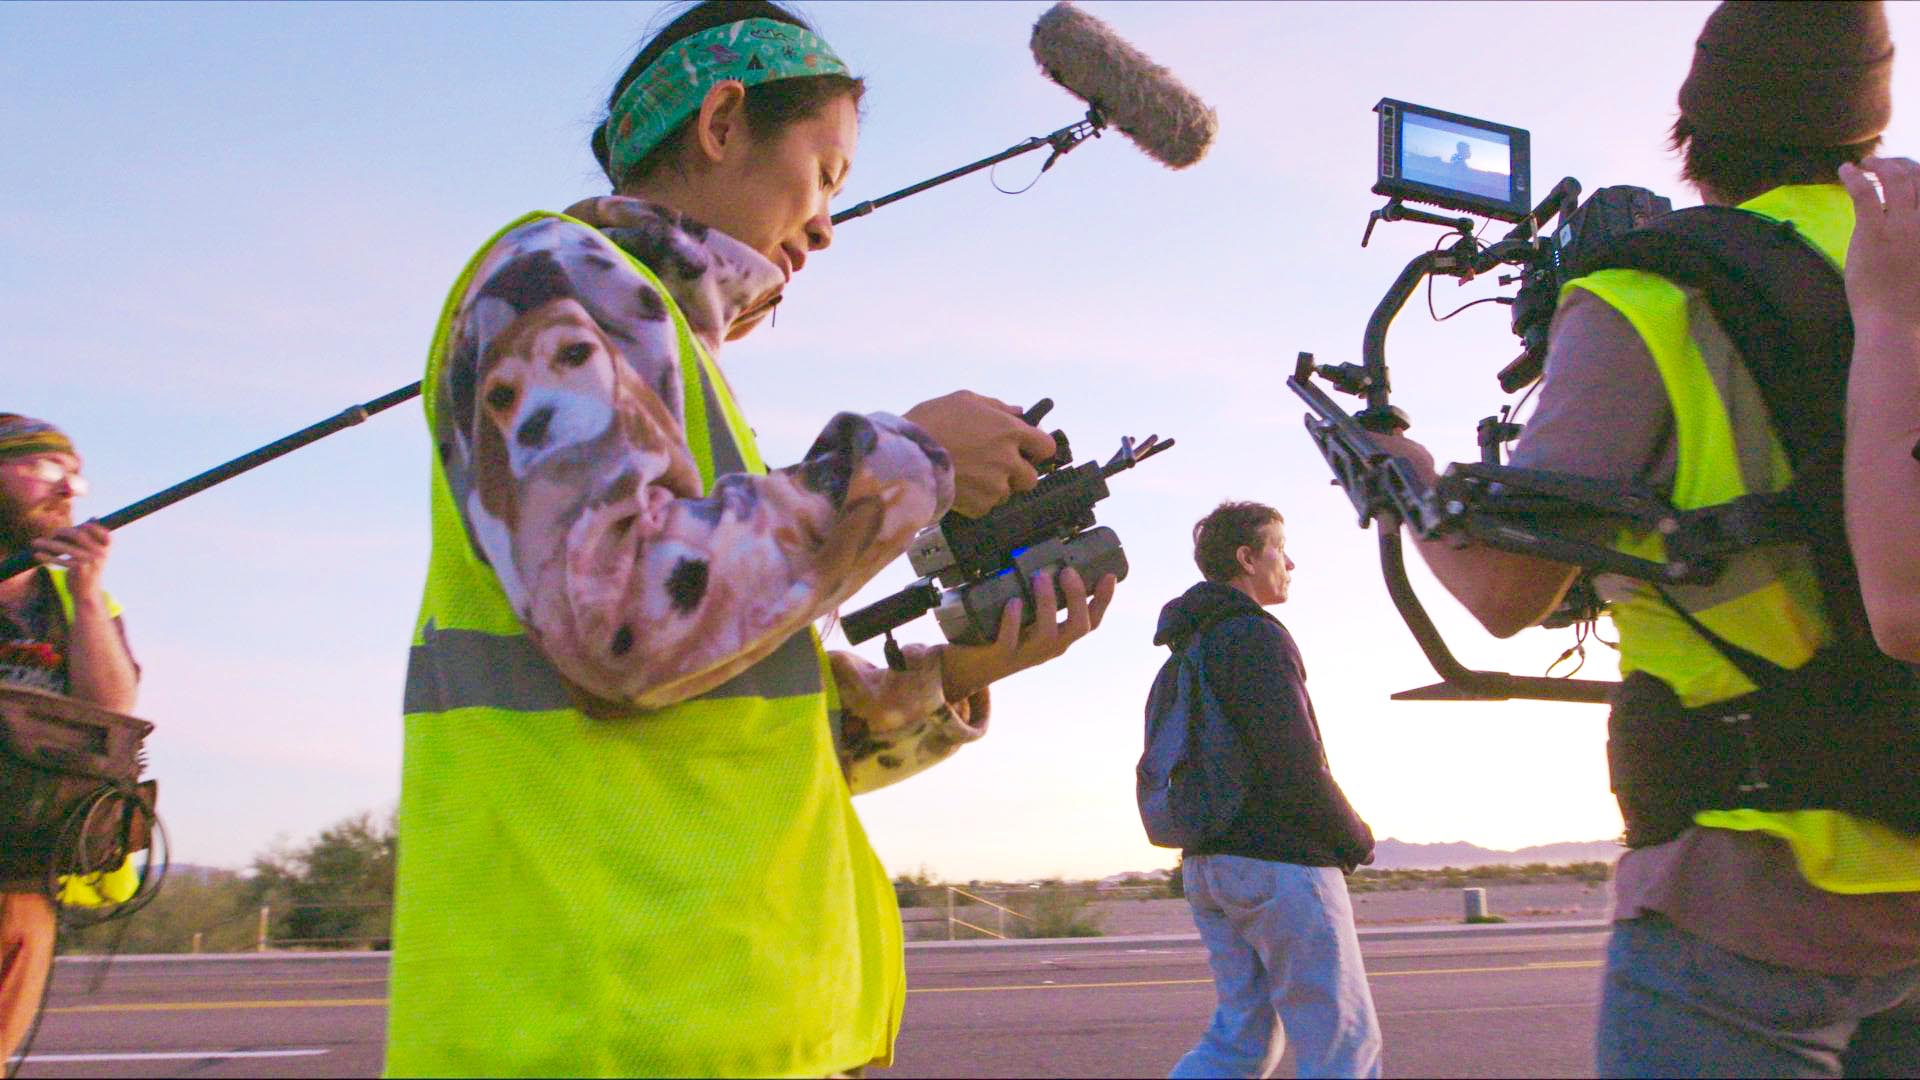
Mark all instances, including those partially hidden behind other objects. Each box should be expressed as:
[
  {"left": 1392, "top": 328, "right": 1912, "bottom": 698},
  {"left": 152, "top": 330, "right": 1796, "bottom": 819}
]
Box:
[{"left": 0, "top": 413, "right": 138, "bottom": 1060}]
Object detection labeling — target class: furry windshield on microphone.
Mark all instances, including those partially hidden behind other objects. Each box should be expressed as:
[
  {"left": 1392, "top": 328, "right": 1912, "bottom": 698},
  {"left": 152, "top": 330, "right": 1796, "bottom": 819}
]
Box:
[{"left": 1029, "top": 2, "right": 1218, "bottom": 170}]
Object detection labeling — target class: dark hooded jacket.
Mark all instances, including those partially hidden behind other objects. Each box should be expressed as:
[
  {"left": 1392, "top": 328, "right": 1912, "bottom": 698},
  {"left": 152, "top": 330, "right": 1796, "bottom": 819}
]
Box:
[{"left": 1150, "top": 581, "right": 1374, "bottom": 868}]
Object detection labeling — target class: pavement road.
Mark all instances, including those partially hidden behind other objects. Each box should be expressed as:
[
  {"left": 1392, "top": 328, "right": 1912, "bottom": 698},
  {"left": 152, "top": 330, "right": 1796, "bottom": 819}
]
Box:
[{"left": 12, "top": 925, "right": 1608, "bottom": 1079}]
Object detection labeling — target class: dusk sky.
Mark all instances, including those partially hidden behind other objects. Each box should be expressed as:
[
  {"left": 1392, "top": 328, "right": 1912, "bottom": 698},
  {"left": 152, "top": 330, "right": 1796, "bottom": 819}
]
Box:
[{"left": 7, "top": 1, "right": 1916, "bottom": 881}]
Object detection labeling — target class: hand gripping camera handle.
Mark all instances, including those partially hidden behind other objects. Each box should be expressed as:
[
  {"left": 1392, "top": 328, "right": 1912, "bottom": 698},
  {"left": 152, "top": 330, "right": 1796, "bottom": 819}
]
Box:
[{"left": 934, "top": 526, "right": 1129, "bottom": 646}]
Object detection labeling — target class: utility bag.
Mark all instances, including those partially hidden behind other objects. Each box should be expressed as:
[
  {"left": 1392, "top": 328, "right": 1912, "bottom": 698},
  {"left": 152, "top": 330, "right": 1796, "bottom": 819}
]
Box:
[
  {"left": 0, "top": 685, "right": 156, "bottom": 893},
  {"left": 1610, "top": 640, "right": 1920, "bottom": 847},
  {"left": 1574, "top": 205, "right": 1920, "bottom": 845},
  {"left": 1137, "top": 624, "right": 1249, "bottom": 850}
]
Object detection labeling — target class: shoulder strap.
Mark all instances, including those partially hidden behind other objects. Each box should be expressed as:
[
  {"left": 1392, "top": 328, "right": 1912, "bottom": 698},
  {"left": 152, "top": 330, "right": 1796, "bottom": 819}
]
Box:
[{"left": 1571, "top": 205, "right": 1851, "bottom": 472}]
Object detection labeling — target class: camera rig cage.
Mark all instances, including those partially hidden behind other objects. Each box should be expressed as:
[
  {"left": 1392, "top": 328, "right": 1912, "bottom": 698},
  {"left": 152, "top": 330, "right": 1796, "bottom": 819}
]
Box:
[{"left": 1292, "top": 101, "right": 1792, "bottom": 704}]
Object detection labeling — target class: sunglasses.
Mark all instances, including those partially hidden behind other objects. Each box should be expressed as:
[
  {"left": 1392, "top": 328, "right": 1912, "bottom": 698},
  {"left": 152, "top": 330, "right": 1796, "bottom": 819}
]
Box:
[{"left": 6, "top": 458, "right": 90, "bottom": 498}]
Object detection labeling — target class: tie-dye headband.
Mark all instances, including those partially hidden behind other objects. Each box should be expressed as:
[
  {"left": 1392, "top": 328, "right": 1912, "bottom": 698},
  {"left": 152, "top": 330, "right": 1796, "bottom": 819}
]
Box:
[
  {"left": 0, "top": 414, "right": 75, "bottom": 462},
  {"left": 608, "top": 18, "right": 850, "bottom": 180}
]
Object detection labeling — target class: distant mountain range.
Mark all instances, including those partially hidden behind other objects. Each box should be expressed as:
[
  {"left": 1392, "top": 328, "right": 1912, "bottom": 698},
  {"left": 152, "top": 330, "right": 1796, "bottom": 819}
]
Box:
[
  {"left": 1368, "top": 837, "right": 1624, "bottom": 870},
  {"left": 1097, "top": 838, "right": 1625, "bottom": 887},
  {"left": 159, "top": 863, "right": 239, "bottom": 883}
]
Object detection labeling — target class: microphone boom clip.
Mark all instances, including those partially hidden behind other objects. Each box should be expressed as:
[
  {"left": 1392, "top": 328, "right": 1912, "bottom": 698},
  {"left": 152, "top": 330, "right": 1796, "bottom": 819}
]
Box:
[{"left": 830, "top": 108, "right": 1107, "bottom": 226}]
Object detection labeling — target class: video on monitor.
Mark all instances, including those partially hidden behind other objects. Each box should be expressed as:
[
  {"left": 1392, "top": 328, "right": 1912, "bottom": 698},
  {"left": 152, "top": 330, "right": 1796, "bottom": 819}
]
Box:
[{"left": 1373, "top": 99, "right": 1531, "bottom": 222}]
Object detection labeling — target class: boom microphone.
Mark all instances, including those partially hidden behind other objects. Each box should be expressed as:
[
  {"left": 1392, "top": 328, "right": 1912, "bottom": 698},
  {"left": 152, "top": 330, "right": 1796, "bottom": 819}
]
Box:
[
  {"left": 14, "top": 11, "right": 1219, "bottom": 588},
  {"left": 1029, "top": 2, "right": 1218, "bottom": 169}
]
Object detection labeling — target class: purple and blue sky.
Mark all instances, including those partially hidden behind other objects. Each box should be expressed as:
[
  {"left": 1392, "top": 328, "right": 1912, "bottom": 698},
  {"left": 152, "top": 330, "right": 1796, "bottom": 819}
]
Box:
[{"left": 6, "top": 1, "right": 1915, "bottom": 880}]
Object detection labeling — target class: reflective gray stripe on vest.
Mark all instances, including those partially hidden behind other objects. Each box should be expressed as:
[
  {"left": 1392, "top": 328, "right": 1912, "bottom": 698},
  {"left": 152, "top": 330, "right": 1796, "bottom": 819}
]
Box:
[
  {"left": 404, "top": 619, "right": 822, "bottom": 715},
  {"left": 405, "top": 335, "right": 807, "bottom": 717}
]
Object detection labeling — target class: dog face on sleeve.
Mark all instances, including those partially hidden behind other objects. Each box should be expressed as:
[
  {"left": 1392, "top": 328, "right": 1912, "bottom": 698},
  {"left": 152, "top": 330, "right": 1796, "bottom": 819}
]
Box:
[
  {"left": 466, "top": 295, "right": 699, "bottom": 532},
  {"left": 479, "top": 299, "right": 619, "bottom": 478}
]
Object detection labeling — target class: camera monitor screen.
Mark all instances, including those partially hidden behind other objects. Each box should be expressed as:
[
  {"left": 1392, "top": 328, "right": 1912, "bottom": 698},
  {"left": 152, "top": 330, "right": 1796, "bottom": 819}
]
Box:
[{"left": 1374, "top": 99, "right": 1531, "bottom": 222}]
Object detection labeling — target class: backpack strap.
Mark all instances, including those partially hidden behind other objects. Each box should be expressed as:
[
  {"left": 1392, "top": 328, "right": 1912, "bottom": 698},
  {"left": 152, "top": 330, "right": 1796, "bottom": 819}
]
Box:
[{"left": 1570, "top": 206, "right": 1851, "bottom": 470}]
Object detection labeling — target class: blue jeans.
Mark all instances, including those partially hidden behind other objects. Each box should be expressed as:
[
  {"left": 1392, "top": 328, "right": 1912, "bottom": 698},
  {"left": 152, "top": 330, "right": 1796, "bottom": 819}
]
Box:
[
  {"left": 1171, "top": 854, "right": 1382, "bottom": 1079},
  {"left": 1597, "top": 915, "right": 1920, "bottom": 1078}
]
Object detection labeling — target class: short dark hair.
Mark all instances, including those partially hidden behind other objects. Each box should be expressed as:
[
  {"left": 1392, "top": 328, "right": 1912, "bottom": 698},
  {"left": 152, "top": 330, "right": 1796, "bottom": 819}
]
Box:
[
  {"left": 1192, "top": 501, "right": 1283, "bottom": 584},
  {"left": 591, "top": 1, "right": 866, "bottom": 190},
  {"left": 1669, "top": 116, "right": 1880, "bottom": 206}
]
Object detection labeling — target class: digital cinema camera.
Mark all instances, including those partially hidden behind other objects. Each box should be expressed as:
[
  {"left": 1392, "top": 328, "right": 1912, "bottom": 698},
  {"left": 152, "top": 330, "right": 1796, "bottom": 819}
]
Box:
[
  {"left": 1289, "top": 100, "right": 1720, "bottom": 704},
  {"left": 841, "top": 399, "right": 1172, "bottom": 665}
]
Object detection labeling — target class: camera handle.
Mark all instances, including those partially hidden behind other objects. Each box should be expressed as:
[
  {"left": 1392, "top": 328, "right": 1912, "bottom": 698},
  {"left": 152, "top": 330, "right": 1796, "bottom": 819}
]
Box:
[
  {"left": 1360, "top": 198, "right": 1475, "bottom": 249},
  {"left": 830, "top": 109, "right": 1105, "bottom": 225},
  {"left": 1344, "top": 179, "right": 1586, "bottom": 435}
]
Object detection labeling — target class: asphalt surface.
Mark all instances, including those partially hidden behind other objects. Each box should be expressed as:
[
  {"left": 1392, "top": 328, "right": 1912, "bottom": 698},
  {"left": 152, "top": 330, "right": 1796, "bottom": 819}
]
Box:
[{"left": 12, "top": 925, "right": 1608, "bottom": 1079}]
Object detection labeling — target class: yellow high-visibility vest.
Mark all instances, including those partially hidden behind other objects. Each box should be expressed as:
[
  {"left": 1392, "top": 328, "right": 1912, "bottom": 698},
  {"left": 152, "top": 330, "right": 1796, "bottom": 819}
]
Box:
[
  {"left": 386, "top": 212, "right": 903, "bottom": 1078},
  {"left": 1568, "top": 184, "right": 1920, "bottom": 893}
]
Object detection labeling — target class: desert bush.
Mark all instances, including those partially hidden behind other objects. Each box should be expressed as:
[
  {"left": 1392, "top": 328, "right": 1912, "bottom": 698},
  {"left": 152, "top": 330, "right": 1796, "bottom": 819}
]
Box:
[
  {"left": 1010, "top": 882, "right": 1105, "bottom": 939},
  {"left": 892, "top": 866, "right": 943, "bottom": 909}
]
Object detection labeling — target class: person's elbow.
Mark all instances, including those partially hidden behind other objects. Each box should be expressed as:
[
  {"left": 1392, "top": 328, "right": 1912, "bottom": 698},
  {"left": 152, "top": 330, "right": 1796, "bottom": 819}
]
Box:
[
  {"left": 1452, "top": 572, "right": 1562, "bottom": 639},
  {"left": 1464, "top": 588, "right": 1544, "bottom": 639},
  {"left": 1865, "top": 595, "right": 1920, "bottom": 663},
  {"left": 1422, "top": 545, "right": 1575, "bottom": 640}
]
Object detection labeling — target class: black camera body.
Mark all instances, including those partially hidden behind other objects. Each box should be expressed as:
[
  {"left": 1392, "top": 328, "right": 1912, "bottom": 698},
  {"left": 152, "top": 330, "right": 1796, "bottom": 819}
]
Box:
[{"left": 1499, "top": 185, "right": 1675, "bottom": 393}]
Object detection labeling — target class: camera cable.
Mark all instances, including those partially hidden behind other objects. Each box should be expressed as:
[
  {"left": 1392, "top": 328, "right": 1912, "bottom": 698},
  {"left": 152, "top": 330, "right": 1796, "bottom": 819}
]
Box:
[{"left": 5, "top": 778, "right": 168, "bottom": 1079}]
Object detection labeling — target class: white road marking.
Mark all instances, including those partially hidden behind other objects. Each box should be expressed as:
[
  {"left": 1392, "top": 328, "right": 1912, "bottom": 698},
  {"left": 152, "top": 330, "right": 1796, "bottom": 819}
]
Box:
[
  {"left": 11, "top": 1049, "right": 329, "bottom": 1063},
  {"left": 1381, "top": 1000, "right": 1598, "bottom": 1018}
]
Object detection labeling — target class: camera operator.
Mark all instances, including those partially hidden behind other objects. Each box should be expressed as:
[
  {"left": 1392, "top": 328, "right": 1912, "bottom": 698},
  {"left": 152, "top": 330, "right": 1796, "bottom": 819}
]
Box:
[
  {"left": 1840, "top": 155, "right": 1920, "bottom": 662},
  {"left": 0, "top": 414, "right": 139, "bottom": 1061},
  {"left": 1151, "top": 502, "right": 1379, "bottom": 1080},
  {"left": 1371, "top": 3, "right": 1920, "bottom": 1075}
]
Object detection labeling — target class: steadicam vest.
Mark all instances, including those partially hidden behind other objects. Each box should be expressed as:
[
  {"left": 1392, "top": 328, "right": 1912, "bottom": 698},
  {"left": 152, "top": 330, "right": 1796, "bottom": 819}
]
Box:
[
  {"left": 385, "top": 213, "right": 903, "bottom": 1078},
  {"left": 1567, "top": 185, "right": 1920, "bottom": 892}
]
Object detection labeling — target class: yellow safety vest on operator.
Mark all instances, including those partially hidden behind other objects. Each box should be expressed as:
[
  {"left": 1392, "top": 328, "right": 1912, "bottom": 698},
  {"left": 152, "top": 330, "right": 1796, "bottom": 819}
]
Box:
[
  {"left": 41, "top": 566, "right": 140, "bottom": 907},
  {"left": 385, "top": 212, "right": 904, "bottom": 1078},
  {"left": 1568, "top": 184, "right": 1920, "bottom": 894}
]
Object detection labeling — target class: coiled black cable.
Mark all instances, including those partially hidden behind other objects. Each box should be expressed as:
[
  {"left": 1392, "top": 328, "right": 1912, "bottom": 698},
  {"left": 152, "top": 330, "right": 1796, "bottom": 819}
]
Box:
[{"left": 4, "top": 776, "right": 167, "bottom": 1079}]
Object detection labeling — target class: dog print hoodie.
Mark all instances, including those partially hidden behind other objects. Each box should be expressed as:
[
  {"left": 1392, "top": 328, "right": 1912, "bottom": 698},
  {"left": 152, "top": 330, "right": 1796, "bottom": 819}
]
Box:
[{"left": 434, "top": 195, "right": 991, "bottom": 786}]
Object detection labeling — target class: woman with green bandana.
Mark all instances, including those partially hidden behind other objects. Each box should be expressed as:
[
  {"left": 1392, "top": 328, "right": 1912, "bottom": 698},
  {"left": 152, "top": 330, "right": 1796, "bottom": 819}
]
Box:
[{"left": 385, "top": 2, "right": 1116, "bottom": 1075}]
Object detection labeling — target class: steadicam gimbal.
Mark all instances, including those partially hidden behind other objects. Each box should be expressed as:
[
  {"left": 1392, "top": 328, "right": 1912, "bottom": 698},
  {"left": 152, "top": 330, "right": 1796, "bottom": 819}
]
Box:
[
  {"left": 841, "top": 399, "right": 1172, "bottom": 665},
  {"left": 1291, "top": 100, "right": 1787, "bottom": 704}
]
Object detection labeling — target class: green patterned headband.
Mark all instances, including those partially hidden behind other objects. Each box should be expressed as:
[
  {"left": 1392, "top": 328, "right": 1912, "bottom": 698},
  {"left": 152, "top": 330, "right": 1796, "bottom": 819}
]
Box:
[{"left": 608, "top": 18, "right": 850, "bottom": 180}]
